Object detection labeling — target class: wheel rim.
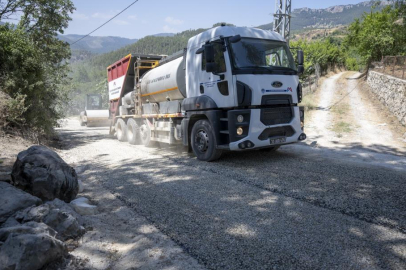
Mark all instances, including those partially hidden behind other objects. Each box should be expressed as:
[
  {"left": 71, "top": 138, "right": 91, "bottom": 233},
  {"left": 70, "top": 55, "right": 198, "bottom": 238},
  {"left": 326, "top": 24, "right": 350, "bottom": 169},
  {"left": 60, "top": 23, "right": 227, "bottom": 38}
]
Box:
[{"left": 194, "top": 129, "right": 209, "bottom": 153}]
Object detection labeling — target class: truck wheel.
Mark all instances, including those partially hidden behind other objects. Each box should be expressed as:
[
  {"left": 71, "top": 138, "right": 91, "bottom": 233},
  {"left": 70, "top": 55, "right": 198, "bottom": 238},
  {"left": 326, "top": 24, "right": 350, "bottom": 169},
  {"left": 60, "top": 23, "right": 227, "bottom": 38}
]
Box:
[
  {"left": 140, "top": 121, "right": 153, "bottom": 147},
  {"left": 79, "top": 118, "right": 86, "bottom": 126},
  {"left": 127, "top": 118, "right": 140, "bottom": 145},
  {"left": 79, "top": 113, "right": 86, "bottom": 126},
  {"left": 191, "top": 119, "right": 222, "bottom": 162},
  {"left": 116, "top": 118, "right": 127, "bottom": 142}
]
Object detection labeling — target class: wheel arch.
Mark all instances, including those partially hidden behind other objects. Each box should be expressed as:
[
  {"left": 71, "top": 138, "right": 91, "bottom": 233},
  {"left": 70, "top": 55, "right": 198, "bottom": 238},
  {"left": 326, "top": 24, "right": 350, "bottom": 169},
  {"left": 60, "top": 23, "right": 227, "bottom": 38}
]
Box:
[{"left": 182, "top": 110, "right": 223, "bottom": 151}]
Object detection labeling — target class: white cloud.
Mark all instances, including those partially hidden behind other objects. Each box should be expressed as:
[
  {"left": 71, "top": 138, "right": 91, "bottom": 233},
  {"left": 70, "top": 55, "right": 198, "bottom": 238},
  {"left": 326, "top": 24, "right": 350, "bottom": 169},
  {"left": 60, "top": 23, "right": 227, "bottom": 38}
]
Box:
[
  {"left": 113, "top": 20, "right": 129, "bottom": 25},
  {"left": 165, "top": 16, "right": 183, "bottom": 25},
  {"left": 71, "top": 12, "right": 89, "bottom": 20},
  {"left": 163, "top": 25, "right": 177, "bottom": 33},
  {"left": 128, "top": 15, "right": 137, "bottom": 20}
]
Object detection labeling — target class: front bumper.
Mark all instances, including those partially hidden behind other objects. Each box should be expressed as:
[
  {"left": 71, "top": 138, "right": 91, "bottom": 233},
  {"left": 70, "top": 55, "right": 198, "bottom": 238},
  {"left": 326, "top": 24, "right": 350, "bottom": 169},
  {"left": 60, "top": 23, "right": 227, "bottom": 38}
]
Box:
[{"left": 229, "top": 106, "right": 305, "bottom": 151}]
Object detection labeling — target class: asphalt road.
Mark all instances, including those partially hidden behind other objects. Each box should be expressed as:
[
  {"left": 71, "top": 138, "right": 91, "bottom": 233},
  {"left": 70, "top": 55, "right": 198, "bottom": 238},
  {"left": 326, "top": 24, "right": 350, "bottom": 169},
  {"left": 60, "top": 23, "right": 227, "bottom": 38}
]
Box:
[{"left": 58, "top": 120, "right": 406, "bottom": 270}]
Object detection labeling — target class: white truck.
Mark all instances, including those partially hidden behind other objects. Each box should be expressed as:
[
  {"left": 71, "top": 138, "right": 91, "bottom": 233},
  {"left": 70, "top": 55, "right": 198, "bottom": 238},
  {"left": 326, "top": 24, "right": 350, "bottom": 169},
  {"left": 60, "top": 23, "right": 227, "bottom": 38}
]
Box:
[
  {"left": 79, "top": 94, "right": 110, "bottom": 127},
  {"left": 107, "top": 25, "right": 306, "bottom": 161}
]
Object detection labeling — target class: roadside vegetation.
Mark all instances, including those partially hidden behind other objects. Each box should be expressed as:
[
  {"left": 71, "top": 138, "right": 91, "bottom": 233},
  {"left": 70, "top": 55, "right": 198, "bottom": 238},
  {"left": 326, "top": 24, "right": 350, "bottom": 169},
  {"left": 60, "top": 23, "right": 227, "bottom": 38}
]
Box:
[
  {"left": 296, "top": 1, "right": 405, "bottom": 113},
  {"left": 0, "top": 0, "right": 74, "bottom": 138}
]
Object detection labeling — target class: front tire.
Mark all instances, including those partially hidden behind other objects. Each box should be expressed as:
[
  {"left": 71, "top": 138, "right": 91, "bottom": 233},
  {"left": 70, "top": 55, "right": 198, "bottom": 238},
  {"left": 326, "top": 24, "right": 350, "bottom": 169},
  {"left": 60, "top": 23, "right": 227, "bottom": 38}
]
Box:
[
  {"left": 191, "top": 119, "right": 222, "bottom": 162},
  {"left": 116, "top": 118, "right": 127, "bottom": 142}
]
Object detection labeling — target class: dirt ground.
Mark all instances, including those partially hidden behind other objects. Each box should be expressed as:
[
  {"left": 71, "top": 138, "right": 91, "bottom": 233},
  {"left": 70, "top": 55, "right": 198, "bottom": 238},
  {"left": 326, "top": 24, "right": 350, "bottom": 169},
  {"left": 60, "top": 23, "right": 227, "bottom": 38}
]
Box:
[{"left": 305, "top": 71, "right": 406, "bottom": 154}]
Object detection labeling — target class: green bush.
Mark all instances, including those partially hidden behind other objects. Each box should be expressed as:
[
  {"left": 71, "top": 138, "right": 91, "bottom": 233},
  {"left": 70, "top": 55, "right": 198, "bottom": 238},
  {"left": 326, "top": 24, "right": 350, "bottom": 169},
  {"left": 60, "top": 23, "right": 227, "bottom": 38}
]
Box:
[
  {"left": 0, "top": 0, "right": 74, "bottom": 135},
  {"left": 345, "top": 57, "right": 359, "bottom": 71}
]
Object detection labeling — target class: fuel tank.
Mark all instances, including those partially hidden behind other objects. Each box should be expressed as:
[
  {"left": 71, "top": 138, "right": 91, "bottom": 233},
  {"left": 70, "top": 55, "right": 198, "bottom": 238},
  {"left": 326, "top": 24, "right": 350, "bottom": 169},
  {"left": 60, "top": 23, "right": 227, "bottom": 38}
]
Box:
[{"left": 140, "top": 57, "right": 186, "bottom": 103}]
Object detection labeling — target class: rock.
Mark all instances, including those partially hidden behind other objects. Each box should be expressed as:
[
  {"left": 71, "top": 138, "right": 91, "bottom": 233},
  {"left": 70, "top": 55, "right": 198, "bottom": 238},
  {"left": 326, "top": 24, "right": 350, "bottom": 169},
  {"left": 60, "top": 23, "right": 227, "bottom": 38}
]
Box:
[
  {"left": 0, "top": 171, "right": 11, "bottom": 183},
  {"left": 0, "top": 222, "right": 67, "bottom": 270},
  {"left": 78, "top": 179, "right": 84, "bottom": 193},
  {"left": 42, "top": 209, "right": 85, "bottom": 241},
  {"left": 0, "top": 182, "right": 42, "bottom": 225},
  {"left": 12, "top": 202, "right": 85, "bottom": 241},
  {"left": 46, "top": 199, "right": 82, "bottom": 223},
  {"left": 75, "top": 165, "right": 89, "bottom": 175},
  {"left": 0, "top": 221, "right": 57, "bottom": 240},
  {"left": 11, "top": 145, "right": 79, "bottom": 203},
  {"left": 1, "top": 217, "right": 20, "bottom": 228},
  {"left": 70, "top": 197, "right": 98, "bottom": 216}
]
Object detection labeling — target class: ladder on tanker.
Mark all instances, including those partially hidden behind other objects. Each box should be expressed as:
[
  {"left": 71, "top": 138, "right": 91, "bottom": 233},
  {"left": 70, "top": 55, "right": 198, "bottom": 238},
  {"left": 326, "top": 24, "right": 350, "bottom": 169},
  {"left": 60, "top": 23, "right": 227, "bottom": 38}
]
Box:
[{"left": 134, "top": 58, "right": 159, "bottom": 116}]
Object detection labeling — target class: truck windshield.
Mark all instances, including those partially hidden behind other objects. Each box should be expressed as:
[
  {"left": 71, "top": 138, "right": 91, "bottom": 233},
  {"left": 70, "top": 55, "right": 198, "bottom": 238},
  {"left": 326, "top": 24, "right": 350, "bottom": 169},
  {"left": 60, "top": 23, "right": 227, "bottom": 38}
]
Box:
[{"left": 230, "top": 38, "right": 296, "bottom": 72}]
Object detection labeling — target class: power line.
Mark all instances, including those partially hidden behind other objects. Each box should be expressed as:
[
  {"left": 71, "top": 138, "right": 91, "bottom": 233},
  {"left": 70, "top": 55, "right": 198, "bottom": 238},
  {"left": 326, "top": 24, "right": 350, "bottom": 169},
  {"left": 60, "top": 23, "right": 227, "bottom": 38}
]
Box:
[{"left": 69, "top": 0, "right": 139, "bottom": 45}]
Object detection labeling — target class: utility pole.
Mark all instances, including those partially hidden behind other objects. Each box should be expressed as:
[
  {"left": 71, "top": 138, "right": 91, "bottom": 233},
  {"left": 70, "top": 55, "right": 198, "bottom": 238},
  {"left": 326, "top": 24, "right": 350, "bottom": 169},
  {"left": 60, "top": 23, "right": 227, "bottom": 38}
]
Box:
[{"left": 273, "top": 0, "right": 292, "bottom": 44}]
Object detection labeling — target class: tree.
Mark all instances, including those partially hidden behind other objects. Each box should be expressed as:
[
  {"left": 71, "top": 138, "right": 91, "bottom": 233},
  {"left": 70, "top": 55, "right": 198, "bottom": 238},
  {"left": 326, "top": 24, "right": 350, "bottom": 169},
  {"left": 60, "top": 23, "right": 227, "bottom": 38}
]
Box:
[
  {"left": 345, "top": 3, "right": 406, "bottom": 63},
  {"left": 0, "top": 0, "right": 74, "bottom": 135}
]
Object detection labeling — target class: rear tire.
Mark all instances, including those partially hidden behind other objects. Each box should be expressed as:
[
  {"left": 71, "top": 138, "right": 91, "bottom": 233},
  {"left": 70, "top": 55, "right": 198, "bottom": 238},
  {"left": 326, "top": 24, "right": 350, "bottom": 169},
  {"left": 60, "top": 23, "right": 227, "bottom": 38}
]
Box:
[
  {"left": 127, "top": 118, "right": 140, "bottom": 145},
  {"left": 116, "top": 118, "right": 127, "bottom": 142},
  {"left": 139, "top": 121, "right": 153, "bottom": 147},
  {"left": 191, "top": 119, "right": 222, "bottom": 162}
]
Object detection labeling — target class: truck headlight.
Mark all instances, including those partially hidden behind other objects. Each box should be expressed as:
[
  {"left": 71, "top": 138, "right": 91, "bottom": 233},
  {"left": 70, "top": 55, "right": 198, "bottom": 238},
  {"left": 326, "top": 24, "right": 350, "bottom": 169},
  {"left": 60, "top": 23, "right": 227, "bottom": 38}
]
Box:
[{"left": 237, "top": 127, "right": 243, "bottom": 135}]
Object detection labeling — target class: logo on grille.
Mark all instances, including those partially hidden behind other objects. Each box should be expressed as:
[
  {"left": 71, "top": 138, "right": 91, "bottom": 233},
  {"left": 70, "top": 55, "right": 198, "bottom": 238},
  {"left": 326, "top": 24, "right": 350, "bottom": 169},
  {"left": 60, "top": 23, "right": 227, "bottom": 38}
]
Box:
[{"left": 271, "top": 81, "right": 283, "bottom": 88}]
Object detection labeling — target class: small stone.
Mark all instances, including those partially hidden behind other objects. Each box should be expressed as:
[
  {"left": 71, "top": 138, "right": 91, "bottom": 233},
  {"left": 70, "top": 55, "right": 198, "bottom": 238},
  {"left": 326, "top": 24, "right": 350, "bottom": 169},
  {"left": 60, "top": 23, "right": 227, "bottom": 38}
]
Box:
[
  {"left": 78, "top": 179, "right": 84, "bottom": 193},
  {"left": 11, "top": 202, "right": 85, "bottom": 241},
  {"left": 70, "top": 197, "right": 98, "bottom": 216}
]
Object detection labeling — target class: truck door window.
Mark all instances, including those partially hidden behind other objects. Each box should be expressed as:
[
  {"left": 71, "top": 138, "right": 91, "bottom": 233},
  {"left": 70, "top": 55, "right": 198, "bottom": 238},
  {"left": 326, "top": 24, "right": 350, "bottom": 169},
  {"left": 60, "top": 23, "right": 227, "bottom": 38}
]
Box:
[{"left": 201, "top": 43, "right": 226, "bottom": 73}]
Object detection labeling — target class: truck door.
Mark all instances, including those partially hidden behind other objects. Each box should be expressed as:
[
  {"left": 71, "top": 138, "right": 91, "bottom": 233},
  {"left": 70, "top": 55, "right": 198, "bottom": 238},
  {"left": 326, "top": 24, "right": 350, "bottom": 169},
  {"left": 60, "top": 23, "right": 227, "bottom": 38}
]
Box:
[{"left": 199, "top": 42, "right": 236, "bottom": 108}]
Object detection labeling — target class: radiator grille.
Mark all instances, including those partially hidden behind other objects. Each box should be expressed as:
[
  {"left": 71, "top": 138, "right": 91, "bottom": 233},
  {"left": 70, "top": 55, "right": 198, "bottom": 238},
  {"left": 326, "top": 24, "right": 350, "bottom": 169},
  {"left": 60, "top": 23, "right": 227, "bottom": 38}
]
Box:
[{"left": 260, "top": 107, "right": 293, "bottom": 126}]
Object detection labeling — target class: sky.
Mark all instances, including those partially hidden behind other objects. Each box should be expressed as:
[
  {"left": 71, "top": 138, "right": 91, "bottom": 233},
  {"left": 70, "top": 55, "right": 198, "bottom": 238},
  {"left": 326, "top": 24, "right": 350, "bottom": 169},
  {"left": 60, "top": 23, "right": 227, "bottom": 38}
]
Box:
[{"left": 64, "top": 0, "right": 367, "bottom": 39}]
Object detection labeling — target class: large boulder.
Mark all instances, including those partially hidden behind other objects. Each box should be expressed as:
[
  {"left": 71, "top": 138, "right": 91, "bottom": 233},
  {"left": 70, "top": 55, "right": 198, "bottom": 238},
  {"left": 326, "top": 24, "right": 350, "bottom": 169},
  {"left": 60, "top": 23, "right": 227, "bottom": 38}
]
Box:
[
  {"left": 11, "top": 146, "right": 79, "bottom": 202},
  {"left": 0, "top": 222, "right": 67, "bottom": 270},
  {"left": 0, "top": 182, "right": 42, "bottom": 225},
  {"left": 12, "top": 202, "right": 85, "bottom": 241}
]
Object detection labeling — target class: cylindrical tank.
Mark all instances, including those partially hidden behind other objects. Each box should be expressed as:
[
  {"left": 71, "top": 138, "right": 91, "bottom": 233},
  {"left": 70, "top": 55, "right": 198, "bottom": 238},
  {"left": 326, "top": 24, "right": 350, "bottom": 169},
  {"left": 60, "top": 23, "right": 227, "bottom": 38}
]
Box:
[{"left": 140, "top": 57, "right": 186, "bottom": 103}]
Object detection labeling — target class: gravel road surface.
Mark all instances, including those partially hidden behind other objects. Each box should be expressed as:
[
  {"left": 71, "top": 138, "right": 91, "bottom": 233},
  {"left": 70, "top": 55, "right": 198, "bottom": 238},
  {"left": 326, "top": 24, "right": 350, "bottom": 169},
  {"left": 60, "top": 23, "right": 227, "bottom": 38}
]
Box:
[{"left": 56, "top": 74, "right": 406, "bottom": 269}]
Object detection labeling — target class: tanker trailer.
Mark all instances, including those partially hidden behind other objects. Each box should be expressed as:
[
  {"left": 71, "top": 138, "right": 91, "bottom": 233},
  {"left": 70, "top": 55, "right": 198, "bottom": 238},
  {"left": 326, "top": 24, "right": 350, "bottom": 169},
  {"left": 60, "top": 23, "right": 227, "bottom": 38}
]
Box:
[
  {"left": 108, "top": 26, "right": 307, "bottom": 161},
  {"left": 79, "top": 94, "right": 110, "bottom": 127}
]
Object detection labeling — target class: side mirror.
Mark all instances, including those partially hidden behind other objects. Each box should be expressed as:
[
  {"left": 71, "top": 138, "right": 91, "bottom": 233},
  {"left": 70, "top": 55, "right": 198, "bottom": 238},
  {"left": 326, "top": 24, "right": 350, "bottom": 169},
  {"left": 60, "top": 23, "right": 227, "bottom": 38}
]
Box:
[
  {"left": 206, "top": 62, "right": 216, "bottom": 73},
  {"left": 229, "top": 35, "right": 241, "bottom": 43},
  {"left": 205, "top": 44, "right": 215, "bottom": 63},
  {"left": 297, "top": 65, "right": 304, "bottom": 76},
  {"left": 196, "top": 47, "right": 204, "bottom": 54},
  {"left": 297, "top": 50, "right": 304, "bottom": 65}
]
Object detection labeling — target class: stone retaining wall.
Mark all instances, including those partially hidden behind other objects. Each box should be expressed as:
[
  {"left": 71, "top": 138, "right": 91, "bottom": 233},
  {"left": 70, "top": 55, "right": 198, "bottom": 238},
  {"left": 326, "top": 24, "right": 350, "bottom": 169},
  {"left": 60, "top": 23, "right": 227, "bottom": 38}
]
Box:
[{"left": 367, "top": 71, "right": 406, "bottom": 126}]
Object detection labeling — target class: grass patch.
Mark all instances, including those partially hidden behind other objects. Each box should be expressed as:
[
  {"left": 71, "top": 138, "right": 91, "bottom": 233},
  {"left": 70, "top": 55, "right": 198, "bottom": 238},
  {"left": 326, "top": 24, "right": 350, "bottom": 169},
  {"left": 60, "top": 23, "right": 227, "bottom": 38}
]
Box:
[
  {"left": 331, "top": 103, "right": 349, "bottom": 115},
  {"left": 300, "top": 94, "right": 317, "bottom": 112},
  {"left": 332, "top": 121, "right": 352, "bottom": 137}
]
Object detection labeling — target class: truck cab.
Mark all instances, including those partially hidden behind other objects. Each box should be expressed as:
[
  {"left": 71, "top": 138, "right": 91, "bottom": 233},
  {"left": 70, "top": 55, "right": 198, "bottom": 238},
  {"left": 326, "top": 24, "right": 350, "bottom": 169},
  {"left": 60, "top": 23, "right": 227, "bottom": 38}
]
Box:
[{"left": 182, "top": 26, "right": 305, "bottom": 160}]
